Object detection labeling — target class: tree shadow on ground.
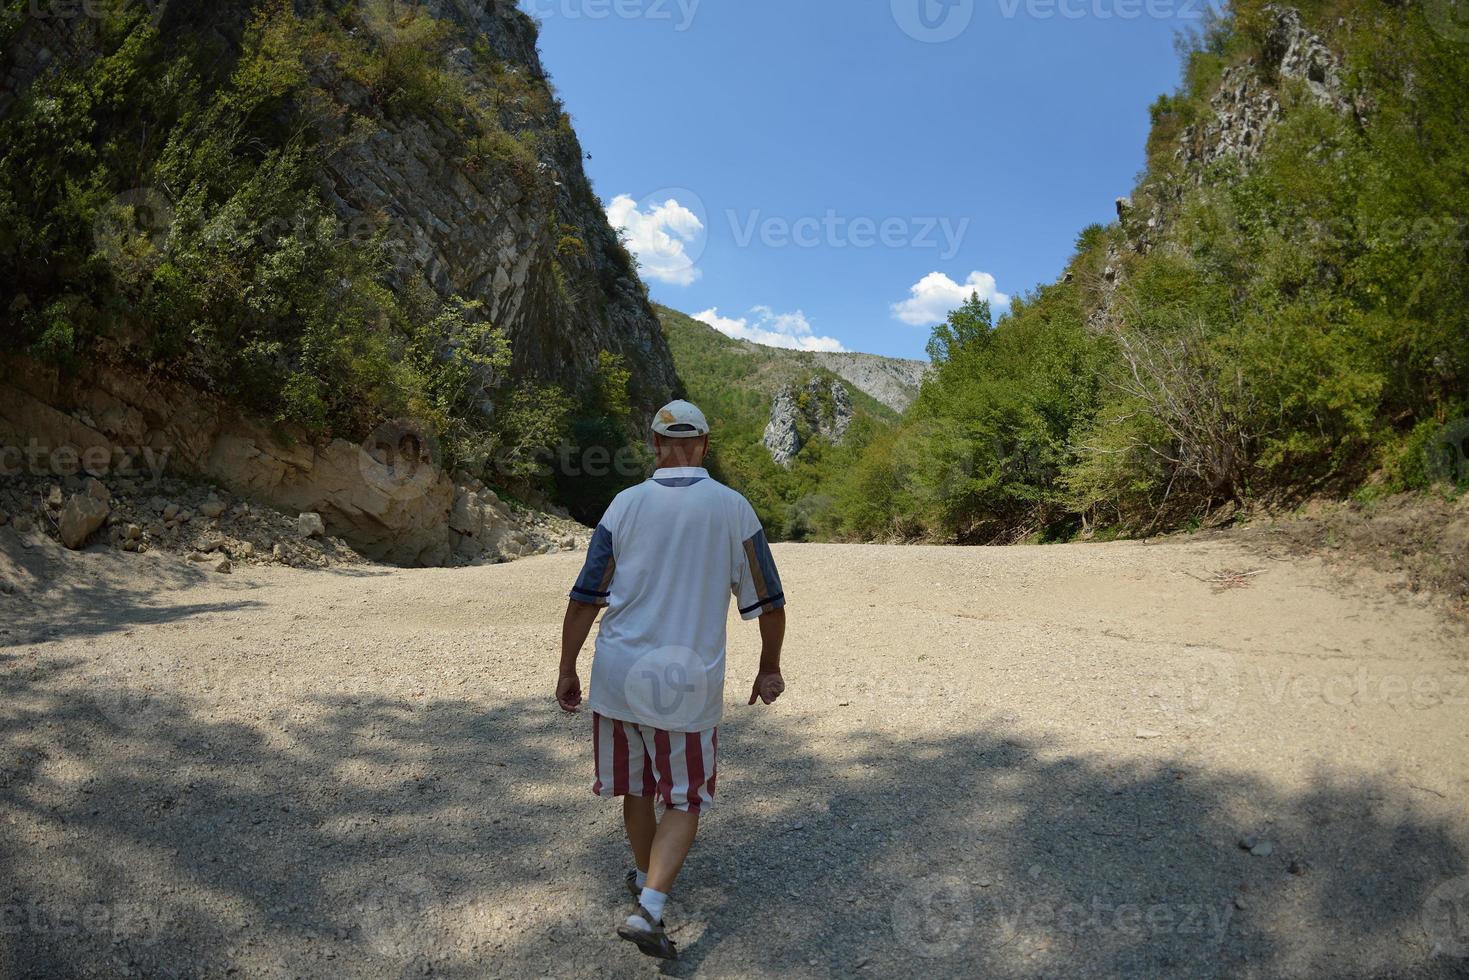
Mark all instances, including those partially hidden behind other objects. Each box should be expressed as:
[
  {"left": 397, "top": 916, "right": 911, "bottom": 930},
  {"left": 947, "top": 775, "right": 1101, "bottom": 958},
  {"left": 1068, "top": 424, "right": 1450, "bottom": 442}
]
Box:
[{"left": 0, "top": 666, "right": 1466, "bottom": 979}]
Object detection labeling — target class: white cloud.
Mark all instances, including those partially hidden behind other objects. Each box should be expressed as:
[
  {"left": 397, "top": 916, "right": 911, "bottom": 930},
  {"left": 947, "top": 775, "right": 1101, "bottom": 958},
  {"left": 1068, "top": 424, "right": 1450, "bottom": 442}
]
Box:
[
  {"left": 890, "top": 271, "right": 1010, "bottom": 327},
  {"left": 694, "top": 306, "right": 847, "bottom": 353},
  {"left": 605, "top": 194, "right": 705, "bottom": 286}
]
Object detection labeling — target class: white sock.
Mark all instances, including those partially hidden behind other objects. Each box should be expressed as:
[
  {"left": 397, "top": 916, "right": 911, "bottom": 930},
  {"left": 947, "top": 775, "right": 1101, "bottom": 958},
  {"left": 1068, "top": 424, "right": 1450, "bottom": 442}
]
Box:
[
  {"left": 634, "top": 869, "right": 648, "bottom": 890},
  {"left": 637, "top": 887, "right": 668, "bottom": 923}
]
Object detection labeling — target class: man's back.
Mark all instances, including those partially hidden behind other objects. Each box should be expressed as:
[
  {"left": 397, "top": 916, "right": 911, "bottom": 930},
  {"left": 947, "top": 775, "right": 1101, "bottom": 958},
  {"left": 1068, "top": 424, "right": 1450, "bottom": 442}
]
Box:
[{"left": 571, "top": 466, "right": 784, "bottom": 732}]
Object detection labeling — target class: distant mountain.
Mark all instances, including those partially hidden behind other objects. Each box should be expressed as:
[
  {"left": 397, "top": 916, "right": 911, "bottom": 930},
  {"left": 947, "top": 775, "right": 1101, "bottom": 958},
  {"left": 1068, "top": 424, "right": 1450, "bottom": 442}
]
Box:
[{"left": 657, "top": 304, "right": 921, "bottom": 538}]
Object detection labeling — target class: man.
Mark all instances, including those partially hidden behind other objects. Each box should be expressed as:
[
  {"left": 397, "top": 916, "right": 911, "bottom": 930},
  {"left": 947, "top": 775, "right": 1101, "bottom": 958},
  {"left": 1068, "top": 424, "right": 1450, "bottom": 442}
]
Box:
[{"left": 556, "top": 399, "right": 787, "bottom": 961}]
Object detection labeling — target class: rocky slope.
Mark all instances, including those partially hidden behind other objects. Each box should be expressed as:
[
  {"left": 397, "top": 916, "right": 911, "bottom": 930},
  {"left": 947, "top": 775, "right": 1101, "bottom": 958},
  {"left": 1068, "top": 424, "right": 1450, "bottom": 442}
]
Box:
[
  {"left": 762, "top": 377, "right": 854, "bottom": 468},
  {"left": 0, "top": 0, "right": 677, "bottom": 564},
  {"left": 804, "top": 351, "right": 930, "bottom": 413}
]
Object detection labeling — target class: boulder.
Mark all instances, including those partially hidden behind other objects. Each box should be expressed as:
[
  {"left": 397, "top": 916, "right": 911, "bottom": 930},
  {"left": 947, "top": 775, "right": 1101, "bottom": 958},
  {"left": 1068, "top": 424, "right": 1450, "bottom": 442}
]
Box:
[
  {"left": 298, "top": 512, "right": 326, "bottom": 538},
  {"left": 59, "top": 493, "right": 110, "bottom": 550}
]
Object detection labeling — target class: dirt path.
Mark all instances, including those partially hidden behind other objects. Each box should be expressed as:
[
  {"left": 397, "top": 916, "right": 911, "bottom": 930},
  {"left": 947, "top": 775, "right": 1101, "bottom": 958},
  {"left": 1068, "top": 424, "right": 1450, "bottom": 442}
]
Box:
[{"left": 2, "top": 532, "right": 1467, "bottom": 978}]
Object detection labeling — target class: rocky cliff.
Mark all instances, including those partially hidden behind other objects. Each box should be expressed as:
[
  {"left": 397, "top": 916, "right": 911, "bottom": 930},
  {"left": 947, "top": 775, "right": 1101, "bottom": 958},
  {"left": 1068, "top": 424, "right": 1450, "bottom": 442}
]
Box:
[
  {"left": 762, "top": 377, "right": 854, "bottom": 468},
  {"left": 0, "top": 0, "right": 678, "bottom": 564}
]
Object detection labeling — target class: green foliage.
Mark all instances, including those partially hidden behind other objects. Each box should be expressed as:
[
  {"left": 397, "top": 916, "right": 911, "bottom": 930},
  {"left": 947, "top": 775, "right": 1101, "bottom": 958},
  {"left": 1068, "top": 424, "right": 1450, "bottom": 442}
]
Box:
[
  {"left": 828, "top": 0, "right": 1469, "bottom": 542},
  {"left": 0, "top": 0, "right": 578, "bottom": 503}
]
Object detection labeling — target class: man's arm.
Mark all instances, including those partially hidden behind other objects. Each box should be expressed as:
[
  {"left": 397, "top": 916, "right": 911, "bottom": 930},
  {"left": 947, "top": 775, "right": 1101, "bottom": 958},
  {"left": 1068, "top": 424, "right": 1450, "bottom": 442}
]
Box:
[
  {"left": 748, "top": 606, "right": 786, "bottom": 706},
  {"left": 557, "top": 600, "right": 601, "bottom": 712}
]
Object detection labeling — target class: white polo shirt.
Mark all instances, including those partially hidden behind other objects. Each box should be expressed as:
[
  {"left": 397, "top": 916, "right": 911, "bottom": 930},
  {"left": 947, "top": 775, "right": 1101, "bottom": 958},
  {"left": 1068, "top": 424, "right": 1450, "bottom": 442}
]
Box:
[{"left": 570, "top": 467, "right": 786, "bottom": 733}]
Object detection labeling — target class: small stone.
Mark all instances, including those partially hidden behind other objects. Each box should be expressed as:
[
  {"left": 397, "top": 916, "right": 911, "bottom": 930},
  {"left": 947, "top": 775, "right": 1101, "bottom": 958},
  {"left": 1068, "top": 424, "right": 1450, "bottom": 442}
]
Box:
[
  {"left": 177, "top": 511, "right": 192, "bottom": 524},
  {"left": 126, "top": 524, "right": 142, "bottom": 541},
  {"left": 85, "top": 478, "right": 110, "bottom": 504},
  {"left": 13, "top": 515, "right": 33, "bottom": 533},
  {"left": 214, "top": 558, "right": 232, "bottom": 574},
  {"left": 1135, "top": 729, "right": 1163, "bottom": 740},
  {"left": 1239, "top": 835, "right": 1259, "bottom": 851},
  {"left": 162, "top": 503, "right": 180, "bottom": 521},
  {"left": 1250, "top": 841, "right": 1275, "bottom": 857},
  {"left": 1234, "top": 895, "right": 1247, "bottom": 911},
  {"left": 150, "top": 496, "right": 168, "bottom": 514},
  {"left": 272, "top": 543, "right": 285, "bottom": 560},
  {"left": 147, "top": 524, "right": 165, "bottom": 538},
  {"left": 199, "top": 500, "right": 226, "bottom": 519},
  {"left": 188, "top": 552, "right": 211, "bottom": 563},
  {"left": 123, "top": 540, "right": 138, "bottom": 553},
  {"left": 298, "top": 512, "right": 326, "bottom": 539},
  {"left": 234, "top": 541, "right": 255, "bottom": 559},
  {"left": 46, "top": 485, "right": 63, "bottom": 508},
  {"left": 59, "top": 493, "right": 110, "bottom": 550}
]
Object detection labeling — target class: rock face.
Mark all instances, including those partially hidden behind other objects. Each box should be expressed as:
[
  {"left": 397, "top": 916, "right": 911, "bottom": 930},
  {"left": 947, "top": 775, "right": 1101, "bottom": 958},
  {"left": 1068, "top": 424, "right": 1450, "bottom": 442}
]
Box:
[
  {"left": 1, "top": 3, "right": 679, "bottom": 417},
  {"left": 807, "top": 352, "right": 930, "bottom": 413},
  {"left": 0, "top": 353, "right": 582, "bottom": 566},
  {"left": 1176, "top": 7, "right": 1355, "bottom": 178},
  {"left": 1087, "top": 5, "right": 1360, "bottom": 336},
  {"left": 307, "top": 2, "right": 678, "bottom": 413},
  {"left": 763, "top": 377, "right": 855, "bottom": 467}
]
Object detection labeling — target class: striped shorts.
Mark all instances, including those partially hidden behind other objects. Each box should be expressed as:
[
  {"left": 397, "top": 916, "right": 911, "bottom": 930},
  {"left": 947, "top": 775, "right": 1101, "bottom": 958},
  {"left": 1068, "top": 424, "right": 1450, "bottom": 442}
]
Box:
[{"left": 592, "top": 712, "right": 717, "bottom": 814}]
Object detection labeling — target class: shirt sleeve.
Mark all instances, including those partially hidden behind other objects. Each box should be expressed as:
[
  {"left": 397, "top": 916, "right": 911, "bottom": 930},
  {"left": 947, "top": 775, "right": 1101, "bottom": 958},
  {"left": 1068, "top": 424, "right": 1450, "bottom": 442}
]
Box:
[
  {"left": 733, "top": 501, "right": 786, "bottom": 620},
  {"left": 570, "top": 523, "right": 616, "bottom": 606}
]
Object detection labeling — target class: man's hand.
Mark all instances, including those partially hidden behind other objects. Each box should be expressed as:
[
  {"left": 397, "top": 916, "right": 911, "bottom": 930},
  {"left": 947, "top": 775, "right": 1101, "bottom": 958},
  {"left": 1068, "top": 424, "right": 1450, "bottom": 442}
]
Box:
[
  {"left": 747, "top": 671, "right": 785, "bottom": 706},
  {"left": 556, "top": 672, "right": 582, "bottom": 712}
]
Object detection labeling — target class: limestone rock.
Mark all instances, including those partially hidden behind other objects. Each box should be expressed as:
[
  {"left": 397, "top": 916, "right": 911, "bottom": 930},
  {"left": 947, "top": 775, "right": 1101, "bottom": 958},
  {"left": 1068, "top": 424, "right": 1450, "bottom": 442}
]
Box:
[
  {"left": 85, "top": 478, "right": 110, "bottom": 504},
  {"left": 763, "top": 388, "right": 804, "bottom": 468},
  {"left": 59, "top": 493, "right": 109, "bottom": 549},
  {"left": 298, "top": 512, "right": 326, "bottom": 539},
  {"left": 199, "top": 499, "right": 226, "bottom": 519}
]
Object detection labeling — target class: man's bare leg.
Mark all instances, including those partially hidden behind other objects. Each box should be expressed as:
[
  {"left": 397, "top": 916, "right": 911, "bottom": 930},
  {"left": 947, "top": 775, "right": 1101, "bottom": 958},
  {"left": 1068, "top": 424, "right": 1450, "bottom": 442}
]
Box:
[
  {"left": 646, "top": 809, "right": 699, "bottom": 894},
  {"left": 623, "top": 795, "right": 656, "bottom": 874}
]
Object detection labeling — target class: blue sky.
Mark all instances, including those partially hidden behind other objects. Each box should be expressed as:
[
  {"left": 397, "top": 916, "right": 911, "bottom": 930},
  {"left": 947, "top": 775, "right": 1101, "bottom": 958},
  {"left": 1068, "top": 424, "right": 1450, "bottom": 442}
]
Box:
[{"left": 525, "top": 0, "right": 1208, "bottom": 360}]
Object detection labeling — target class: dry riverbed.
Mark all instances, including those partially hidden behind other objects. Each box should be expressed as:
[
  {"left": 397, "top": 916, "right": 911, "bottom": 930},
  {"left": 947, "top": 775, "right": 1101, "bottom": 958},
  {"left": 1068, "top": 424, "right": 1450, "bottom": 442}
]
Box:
[{"left": 1, "top": 527, "right": 1467, "bottom": 978}]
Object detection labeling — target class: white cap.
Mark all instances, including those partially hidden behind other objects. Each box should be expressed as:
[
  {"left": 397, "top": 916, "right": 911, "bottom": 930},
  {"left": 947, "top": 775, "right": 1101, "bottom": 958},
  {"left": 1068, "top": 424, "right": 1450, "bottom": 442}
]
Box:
[{"left": 651, "top": 399, "right": 710, "bottom": 438}]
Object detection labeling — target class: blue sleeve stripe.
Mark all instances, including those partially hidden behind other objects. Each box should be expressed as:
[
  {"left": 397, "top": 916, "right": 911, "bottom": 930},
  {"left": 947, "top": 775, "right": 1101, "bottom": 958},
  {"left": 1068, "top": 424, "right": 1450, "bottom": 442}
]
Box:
[
  {"left": 739, "top": 592, "right": 786, "bottom": 615},
  {"left": 572, "top": 525, "right": 616, "bottom": 603},
  {"left": 742, "top": 529, "right": 783, "bottom": 603}
]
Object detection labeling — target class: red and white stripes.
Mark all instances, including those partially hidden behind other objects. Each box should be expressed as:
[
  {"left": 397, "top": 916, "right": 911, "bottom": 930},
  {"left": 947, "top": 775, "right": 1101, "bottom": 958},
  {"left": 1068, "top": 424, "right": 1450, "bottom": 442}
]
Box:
[{"left": 592, "top": 712, "right": 717, "bottom": 813}]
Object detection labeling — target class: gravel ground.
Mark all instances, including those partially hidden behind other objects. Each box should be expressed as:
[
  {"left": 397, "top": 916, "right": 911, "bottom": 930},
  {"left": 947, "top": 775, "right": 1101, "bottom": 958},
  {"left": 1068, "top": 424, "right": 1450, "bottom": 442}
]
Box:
[{"left": 2, "top": 527, "right": 1467, "bottom": 978}]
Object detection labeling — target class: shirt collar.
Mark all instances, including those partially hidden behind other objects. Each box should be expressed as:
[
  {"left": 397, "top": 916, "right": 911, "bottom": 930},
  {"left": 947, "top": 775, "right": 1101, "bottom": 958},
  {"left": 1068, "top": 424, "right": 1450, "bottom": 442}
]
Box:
[{"left": 653, "top": 467, "right": 710, "bottom": 480}]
